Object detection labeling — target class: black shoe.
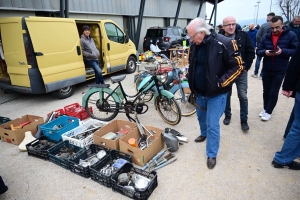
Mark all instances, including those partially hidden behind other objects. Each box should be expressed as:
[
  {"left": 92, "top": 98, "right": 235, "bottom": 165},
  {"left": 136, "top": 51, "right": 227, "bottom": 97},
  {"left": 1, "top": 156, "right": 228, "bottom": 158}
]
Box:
[
  {"left": 194, "top": 135, "right": 206, "bottom": 143},
  {"left": 223, "top": 115, "right": 231, "bottom": 125},
  {"left": 272, "top": 160, "right": 300, "bottom": 170},
  {"left": 207, "top": 157, "right": 216, "bottom": 169},
  {"left": 241, "top": 121, "right": 249, "bottom": 130}
]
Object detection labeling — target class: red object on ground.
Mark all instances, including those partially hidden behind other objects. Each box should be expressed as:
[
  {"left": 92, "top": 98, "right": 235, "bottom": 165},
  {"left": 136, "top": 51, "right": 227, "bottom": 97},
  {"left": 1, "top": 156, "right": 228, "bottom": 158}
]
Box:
[{"left": 64, "top": 103, "right": 92, "bottom": 120}]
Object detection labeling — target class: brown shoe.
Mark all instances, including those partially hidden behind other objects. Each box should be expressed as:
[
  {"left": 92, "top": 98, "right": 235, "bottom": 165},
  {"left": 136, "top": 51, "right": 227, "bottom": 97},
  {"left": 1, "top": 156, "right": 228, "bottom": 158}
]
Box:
[
  {"left": 194, "top": 135, "right": 206, "bottom": 143},
  {"left": 207, "top": 157, "right": 216, "bottom": 169}
]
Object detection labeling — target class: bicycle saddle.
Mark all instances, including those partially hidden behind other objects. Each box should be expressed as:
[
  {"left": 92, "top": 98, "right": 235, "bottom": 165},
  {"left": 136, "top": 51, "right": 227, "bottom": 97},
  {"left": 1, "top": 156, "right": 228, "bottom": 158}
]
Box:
[
  {"left": 87, "top": 84, "right": 110, "bottom": 88},
  {"left": 111, "top": 74, "right": 126, "bottom": 83}
]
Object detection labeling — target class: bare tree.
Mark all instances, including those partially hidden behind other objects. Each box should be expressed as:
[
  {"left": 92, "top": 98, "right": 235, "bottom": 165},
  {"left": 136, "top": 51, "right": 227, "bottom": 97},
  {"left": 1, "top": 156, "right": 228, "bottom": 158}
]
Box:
[{"left": 277, "top": 0, "right": 300, "bottom": 22}]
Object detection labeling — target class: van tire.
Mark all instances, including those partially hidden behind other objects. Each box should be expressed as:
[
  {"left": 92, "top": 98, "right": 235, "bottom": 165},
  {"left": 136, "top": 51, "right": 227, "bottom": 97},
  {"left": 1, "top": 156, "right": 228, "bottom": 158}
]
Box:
[
  {"left": 51, "top": 86, "right": 75, "bottom": 99},
  {"left": 125, "top": 56, "right": 136, "bottom": 73}
]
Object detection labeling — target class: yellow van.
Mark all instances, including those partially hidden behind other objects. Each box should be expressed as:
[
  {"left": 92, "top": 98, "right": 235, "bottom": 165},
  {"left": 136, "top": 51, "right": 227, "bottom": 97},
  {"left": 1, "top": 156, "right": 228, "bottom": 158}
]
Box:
[{"left": 0, "top": 16, "right": 138, "bottom": 98}]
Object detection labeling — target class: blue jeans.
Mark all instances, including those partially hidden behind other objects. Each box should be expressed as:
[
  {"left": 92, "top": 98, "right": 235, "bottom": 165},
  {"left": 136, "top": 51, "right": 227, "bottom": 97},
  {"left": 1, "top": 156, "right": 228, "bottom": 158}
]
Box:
[
  {"left": 262, "top": 71, "right": 285, "bottom": 114},
  {"left": 274, "top": 92, "right": 300, "bottom": 165},
  {"left": 254, "top": 56, "right": 263, "bottom": 77},
  {"left": 224, "top": 71, "right": 248, "bottom": 121},
  {"left": 196, "top": 93, "right": 227, "bottom": 158},
  {"left": 84, "top": 60, "right": 104, "bottom": 84}
]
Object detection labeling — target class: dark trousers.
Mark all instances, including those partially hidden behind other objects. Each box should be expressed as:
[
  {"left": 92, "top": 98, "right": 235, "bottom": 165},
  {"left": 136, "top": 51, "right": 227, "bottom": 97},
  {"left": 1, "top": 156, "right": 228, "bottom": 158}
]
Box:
[
  {"left": 262, "top": 72, "right": 285, "bottom": 114},
  {"left": 283, "top": 108, "right": 295, "bottom": 139}
]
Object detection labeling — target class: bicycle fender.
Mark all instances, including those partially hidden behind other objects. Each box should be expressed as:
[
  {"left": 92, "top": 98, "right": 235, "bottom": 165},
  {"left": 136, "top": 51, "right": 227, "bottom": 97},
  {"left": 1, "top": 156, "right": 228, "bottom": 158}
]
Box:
[
  {"left": 169, "top": 81, "right": 189, "bottom": 93},
  {"left": 82, "top": 87, "right": 120, "bottom": 108},
  {"left": 153, "top": 90, "right": 174, "bottom": 109}
]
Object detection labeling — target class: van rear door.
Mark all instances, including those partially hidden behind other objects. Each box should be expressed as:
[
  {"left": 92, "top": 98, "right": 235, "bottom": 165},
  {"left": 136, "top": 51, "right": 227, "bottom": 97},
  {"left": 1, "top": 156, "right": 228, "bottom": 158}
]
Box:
[{"left": 25, "top": 17, "right": 85, "bottom": 92}]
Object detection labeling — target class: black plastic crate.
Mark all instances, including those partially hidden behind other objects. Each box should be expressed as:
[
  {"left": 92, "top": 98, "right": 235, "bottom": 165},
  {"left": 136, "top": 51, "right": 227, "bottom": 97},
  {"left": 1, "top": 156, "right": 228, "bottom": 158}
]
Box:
[
  {"left": 0, "top": 117, "right": 11, "bottom": 125},
  {"left": 90, "top": 150, "right": 132, "bottom": 188},
  {"left": 47, "top": 140, "right": 84, "bottom": 170},
  {"left": 26, "top": 136, "right": 57, "bottom": 160},
  {"left": 68, "top": 144, "right": 110, "bottom": 178},
  {"left": 111, "top": 163, "right": 157, "bottom": 200}
]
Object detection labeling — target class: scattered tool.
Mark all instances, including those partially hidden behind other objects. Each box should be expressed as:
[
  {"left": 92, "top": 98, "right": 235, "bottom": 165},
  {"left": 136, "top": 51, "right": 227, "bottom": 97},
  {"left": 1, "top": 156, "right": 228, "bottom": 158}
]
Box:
[
  {"left": 142, "top": 148, "right": 167, "bottom": 170},
  {"left": 10, "top": 121, "right": 31, "bottom": 130},
  {"left": 154, "top": 157, "right": 177, "bottom": 170},
  {"left": 155, "top": 153, "right": 176, "bottom": 166}
]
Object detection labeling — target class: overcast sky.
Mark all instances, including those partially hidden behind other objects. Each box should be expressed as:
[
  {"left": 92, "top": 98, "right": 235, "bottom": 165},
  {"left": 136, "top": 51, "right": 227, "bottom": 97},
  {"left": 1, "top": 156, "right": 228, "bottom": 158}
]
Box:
[{"left": 206, "top": 0, "right": 282, "bottom": 23}]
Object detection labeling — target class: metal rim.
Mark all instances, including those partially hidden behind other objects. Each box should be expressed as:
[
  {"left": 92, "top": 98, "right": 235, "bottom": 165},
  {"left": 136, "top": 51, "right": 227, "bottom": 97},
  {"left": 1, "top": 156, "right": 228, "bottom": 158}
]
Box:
[
  {"left": 58, "top": 87, "right": 72, "bottom": 94},
  {"left": 128, "top": 58, "right": 136, "bottom": 71}
]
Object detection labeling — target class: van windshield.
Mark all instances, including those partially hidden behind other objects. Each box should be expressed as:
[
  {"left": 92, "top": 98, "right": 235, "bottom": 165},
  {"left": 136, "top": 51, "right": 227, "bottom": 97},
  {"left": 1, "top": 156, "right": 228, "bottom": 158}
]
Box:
[{"left": 146, "top": 29, "right": 167, "bottom": 37}]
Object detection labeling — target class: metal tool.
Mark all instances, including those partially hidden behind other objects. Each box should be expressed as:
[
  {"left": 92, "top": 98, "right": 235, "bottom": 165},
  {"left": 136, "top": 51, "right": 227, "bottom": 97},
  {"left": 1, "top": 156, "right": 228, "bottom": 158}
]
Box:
[
  {"left": 156, "top": 153, "right": 176, "bottom": 166},
  {"left": 154, "top": 157, "right": 177, "bottom": 170},
  {"left": 142, "top": 148, "right": 167, "bottom": 170}
]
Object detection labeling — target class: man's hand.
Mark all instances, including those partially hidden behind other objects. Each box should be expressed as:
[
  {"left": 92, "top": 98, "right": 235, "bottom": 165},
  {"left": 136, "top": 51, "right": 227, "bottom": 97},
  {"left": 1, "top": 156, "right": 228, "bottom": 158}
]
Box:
[
  {"left": 265, "top": 50, "right": 275, "bottom": 56},
  {"left": 274, "top": 46, "right": 282, "bottom": 56},
  {"left": 282, "top": 90, "right": 293, "bottom": 97}
]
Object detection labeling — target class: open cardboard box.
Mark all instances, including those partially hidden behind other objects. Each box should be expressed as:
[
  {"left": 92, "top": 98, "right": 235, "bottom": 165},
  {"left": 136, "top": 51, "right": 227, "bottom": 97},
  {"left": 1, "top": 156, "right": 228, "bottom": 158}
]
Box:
[
  {"left": 93, "top": 119, "right": 136, "bottom": 150},
  {"left": 119, "top": 125, "right": 164, "bottom": 167},
  {"left": 0, "top": 115, "right": 44, "bottom": 145}
]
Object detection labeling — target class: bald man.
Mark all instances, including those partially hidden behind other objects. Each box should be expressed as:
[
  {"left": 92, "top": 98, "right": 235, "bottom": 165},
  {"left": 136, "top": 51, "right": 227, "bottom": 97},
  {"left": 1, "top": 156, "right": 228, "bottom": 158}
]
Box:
[
  {"left": 221, "top": 16, "right": 255, "bottom": 131},
  {"left": 248, "top": 23, "right": 258, "bottom": 48}
]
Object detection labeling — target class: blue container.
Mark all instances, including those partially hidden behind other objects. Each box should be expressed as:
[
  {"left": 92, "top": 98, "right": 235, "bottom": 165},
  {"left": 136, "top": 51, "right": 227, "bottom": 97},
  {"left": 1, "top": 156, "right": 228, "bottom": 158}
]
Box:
[{"left": 41, "top": 116, "right": 80, "bottom": 142}]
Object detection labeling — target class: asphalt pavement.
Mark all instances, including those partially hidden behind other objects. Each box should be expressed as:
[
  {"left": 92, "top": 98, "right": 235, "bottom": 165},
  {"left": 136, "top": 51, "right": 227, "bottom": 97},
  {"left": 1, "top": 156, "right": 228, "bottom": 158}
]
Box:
[{"left": 0, "top": 59, "right": 299, "bottom": 200}]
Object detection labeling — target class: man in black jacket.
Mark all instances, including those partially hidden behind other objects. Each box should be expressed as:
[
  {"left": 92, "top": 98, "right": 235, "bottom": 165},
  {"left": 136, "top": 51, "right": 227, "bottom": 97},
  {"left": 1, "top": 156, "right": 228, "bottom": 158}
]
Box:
[
  {"left": 272, "top": 45, "right": 300, "bottom": 170},
  {"left": 222, "top": 16, "right": 255, "bottom": 130},
  {"left": 187, "top": 18, "right": 244, "bottom": 169}
]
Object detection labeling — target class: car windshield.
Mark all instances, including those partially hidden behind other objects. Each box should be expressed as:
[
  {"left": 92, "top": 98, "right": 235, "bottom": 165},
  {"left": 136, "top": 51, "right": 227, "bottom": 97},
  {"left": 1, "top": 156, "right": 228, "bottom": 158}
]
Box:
[{"left": 146, "top": 29, "right": 167, "bottom": 37}]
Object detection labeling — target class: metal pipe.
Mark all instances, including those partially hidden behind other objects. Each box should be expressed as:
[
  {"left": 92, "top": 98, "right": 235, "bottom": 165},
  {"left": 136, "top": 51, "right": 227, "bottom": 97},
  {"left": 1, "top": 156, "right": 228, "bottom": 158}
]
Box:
[
  {"left": 213, "top": 0, "right": 218, "bottom": 30},
  {"left": 209, "top": 5, "right": 215, "bottom": 25},
  {"left": 65, "top": 0, "right": 69, "bottom": 18},
  {"left": 256, "top": 1, "right": 261, "bottom": 25},
  {"left": 135, "top": 0, "right": 146, "bottom": 49},
  {"left": 173, "top": 0, "right": 182, "bottom": 26},
  {"left": 197, "top": 0, "right": 204, "bottom": 17},
  {"left": 270, "top": 0, "right": 272, "bottom": 12},
  {"left": 60, "top": 0, "right": 64, "bottom": 18}
]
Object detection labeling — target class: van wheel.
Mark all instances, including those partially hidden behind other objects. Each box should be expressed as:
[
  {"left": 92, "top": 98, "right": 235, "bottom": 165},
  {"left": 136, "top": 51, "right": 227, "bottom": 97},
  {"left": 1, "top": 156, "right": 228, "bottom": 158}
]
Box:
[
  {"left": 51, "top": 86, "right": 75, "bottom": 99},
  {"left": 125, "top": 56, "right": 136, "bottom": 73}
]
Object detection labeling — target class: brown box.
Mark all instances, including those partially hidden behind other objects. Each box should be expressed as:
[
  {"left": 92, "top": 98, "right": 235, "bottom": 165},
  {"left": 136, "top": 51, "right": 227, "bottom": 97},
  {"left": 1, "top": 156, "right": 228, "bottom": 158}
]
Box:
[
  {"left": 0, "top": 115, "right": 44, "bottom": 145},
  {"left": 93, "top": 119, "right": 136, "bottom": 150},
  {"left": 119, "top": 125, "right": 164, "bottom": 167}
]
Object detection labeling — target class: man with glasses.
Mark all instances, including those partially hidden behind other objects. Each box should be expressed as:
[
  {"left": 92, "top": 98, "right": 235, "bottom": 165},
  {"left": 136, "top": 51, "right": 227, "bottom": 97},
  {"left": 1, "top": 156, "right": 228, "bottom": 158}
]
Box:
[
  {"left": 187, "top": 18, "right": 244, "bottom": 169},
  {"left": 221, "top": 16, "right": 255, "bottom": 131},
  {"left": 256, "top": 16, "right": 298, "bottom": 121}
]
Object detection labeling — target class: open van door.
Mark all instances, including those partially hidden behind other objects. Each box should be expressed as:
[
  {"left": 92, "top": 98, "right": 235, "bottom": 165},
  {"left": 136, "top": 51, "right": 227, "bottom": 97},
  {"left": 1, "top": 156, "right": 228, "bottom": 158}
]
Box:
[{"left": 25, "top": 17, "right": 85, "bottom": 94}]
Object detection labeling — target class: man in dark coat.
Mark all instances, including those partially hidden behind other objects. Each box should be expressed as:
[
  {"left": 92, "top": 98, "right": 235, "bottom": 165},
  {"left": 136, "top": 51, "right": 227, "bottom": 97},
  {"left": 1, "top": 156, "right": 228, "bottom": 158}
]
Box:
[
  {"left": 272, "top": 45, "right": 300, "bottom": 170},
  {"left": 289, "top": 16, "right": 300, "bottom": 42},
  {"left": 256, "top": 16, "right": 299, "bottom": 121},
  {"left": 222, "top": 16, "right": 255, "bottom": 130},
  {"left": 187, "top": 17, "right": 244, "bottom": 169}
]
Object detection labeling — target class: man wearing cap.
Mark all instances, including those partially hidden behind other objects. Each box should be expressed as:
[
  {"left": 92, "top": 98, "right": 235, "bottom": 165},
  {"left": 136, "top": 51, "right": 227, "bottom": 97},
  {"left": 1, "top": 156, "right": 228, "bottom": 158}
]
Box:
[{"left": 80, "top": 25, "right": 104, "bottom": 84}]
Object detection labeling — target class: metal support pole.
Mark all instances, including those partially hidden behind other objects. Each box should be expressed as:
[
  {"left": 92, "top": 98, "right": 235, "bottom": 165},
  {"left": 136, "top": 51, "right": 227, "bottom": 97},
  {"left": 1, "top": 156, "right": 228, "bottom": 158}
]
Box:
[
  {"left": 60, "top": 0, "right": 64, "bottom": 18},
  {"left": 65, "top": 0, "right": 69, "bottom": 18},
  {"left": 135, "top": 0, "right": 146, "bottom": 49},
  {"left": 173, "top": 0, "right": 182, "bottom": 26},
  {"left": 209, "top": 5, "right": 215, "bottom": 24},
  {"left": 197, "top": 0, "right": 203, "bottom": 17},
  {"left": 256, "top": 1, "right": 261, "bottom": 25},
  {"left": 270, "top": 0, "right": 272, "bottom": 12},
  {"left": 213, "top": 0, "right": 218, "bottom": 29}
]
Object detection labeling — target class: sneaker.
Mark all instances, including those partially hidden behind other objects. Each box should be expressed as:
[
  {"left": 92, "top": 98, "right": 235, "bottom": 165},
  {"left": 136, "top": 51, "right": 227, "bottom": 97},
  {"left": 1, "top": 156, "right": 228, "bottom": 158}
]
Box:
[
  {"left": 261, "top": 113, "right": 271, "bottom": 121},
  {"left": 251, "top": 74, "right": 258, "bottom": 78},
  {"left": 272, "top": 160, "right": 300, "bottom": 170},
  {"left": 223, "top": 115, "right": 231, "bottom": 125},
  {"left": 259, "top": 110, "right": 266, "bottom": 117},
  {"left": 258, "top": 76, "right": 262, "bottom": 80}
]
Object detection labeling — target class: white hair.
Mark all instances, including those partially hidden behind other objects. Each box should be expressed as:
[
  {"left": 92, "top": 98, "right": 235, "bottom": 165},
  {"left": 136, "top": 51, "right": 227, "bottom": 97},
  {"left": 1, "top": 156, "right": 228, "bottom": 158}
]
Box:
[{"left": 187, "top": 18, "right": 212, "bottom": 35}]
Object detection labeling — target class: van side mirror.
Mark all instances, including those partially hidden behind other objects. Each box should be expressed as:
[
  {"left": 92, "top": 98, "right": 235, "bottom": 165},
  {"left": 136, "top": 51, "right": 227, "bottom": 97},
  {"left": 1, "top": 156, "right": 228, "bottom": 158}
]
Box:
[
  {"left": 125, "top": 34, "right": 129, "bottom": 43},
  {"left": 181, "top": 33, "right": 187, "bottom": 37}
]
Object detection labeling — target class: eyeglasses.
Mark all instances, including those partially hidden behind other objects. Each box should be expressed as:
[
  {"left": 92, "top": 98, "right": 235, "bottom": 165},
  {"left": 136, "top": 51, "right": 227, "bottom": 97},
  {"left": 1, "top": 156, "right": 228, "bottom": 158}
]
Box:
[
  {"left": 223, "top": 23, "right": 236, "bottom": 27},
  {"left": 189, "top": 32, "right": 199, "bottom": 40}
]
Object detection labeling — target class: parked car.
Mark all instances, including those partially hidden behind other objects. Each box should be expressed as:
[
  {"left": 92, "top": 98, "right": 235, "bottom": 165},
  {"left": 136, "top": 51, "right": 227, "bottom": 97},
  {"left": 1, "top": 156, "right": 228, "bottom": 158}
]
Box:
[{"left": 143, "top": 26, "right": 188, "bottom": 52}]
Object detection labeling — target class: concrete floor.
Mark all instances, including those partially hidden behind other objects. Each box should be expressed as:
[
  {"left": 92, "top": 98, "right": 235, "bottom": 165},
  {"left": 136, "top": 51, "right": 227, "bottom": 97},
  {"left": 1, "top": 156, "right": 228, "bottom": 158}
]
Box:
[{"left": 0, "top": 60, "right": 299, "bottom": 200}]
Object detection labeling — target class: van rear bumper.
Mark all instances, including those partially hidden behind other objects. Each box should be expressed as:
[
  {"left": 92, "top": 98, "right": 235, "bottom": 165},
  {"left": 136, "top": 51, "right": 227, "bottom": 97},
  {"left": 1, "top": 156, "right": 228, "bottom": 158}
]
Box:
[{"left": 0, "top": 82, "right": 33, "bottom": 94}]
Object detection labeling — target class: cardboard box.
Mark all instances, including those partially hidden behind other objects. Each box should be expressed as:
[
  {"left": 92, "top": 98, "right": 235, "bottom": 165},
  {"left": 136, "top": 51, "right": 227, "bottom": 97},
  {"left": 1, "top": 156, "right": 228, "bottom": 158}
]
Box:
[
  {"left": 93, "top": 119, "right": 136, "bottom": 150},
  {"left": 119, "top": 125, "right": 164, "bottom": 167},
  {"left": 0, "top": 115, "right": 44, "bottom": 145}
]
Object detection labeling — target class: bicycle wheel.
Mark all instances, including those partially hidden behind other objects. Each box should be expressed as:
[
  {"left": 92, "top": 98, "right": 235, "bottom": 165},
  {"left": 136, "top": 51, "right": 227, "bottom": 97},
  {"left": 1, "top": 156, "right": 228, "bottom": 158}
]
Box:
[
  {"left": 173, "top": 88, "right": 196, "bottom": 116},
  {"left": 85, "top": 90, "right": 119, "bottom": 121},
  {"left": 134, "top": 77, "right": 154, "bottom": 102},
  {"left": 155, "top": 96, "right": 181, "bottom": 125}
]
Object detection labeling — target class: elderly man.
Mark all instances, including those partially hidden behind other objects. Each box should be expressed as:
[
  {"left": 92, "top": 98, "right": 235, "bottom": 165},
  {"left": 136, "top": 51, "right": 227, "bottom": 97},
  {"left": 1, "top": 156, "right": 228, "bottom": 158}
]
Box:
[
  {"left": 187, "top": 18, "right": 244, "bottom": 169},
  {"left": 221, "top": 16, "right": 255, "bottom": 130},
  {"left": 80, "top": 25, "right": 104, "bottom": 84},
  {"left": 256, "top": 16, "right": 298, "bottom": 121},
  {"left": 252, "top": 12, "right": 276, "bottom": 79},
  {"left": 289, "top": 16, "right": 300, "bottom": 42},
  {"left": 248, "top": 23, "right": 258, "bottom": 48}
]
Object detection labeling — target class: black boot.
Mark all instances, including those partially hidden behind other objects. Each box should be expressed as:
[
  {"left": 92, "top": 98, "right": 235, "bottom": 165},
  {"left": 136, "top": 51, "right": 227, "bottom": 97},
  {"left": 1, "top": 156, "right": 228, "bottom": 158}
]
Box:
[
  {"left": 0, "top": 176, "right": 8, "bottom": 195},
  {"left": 241, "top": 121, "right": 249, "bottom": 130},
  {"left": 223, "top": 115, "right": 231, "bottom": 125}
]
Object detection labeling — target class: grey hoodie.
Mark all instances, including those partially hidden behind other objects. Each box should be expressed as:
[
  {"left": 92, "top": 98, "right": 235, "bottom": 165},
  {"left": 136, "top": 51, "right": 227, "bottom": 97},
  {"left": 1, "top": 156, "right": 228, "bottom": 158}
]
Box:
[
  {"left": 256, "top": 22, "right": 271, "bottom": 44},
  {"left": 80, "top": 34, "right": 100, "bottom": 60}
]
